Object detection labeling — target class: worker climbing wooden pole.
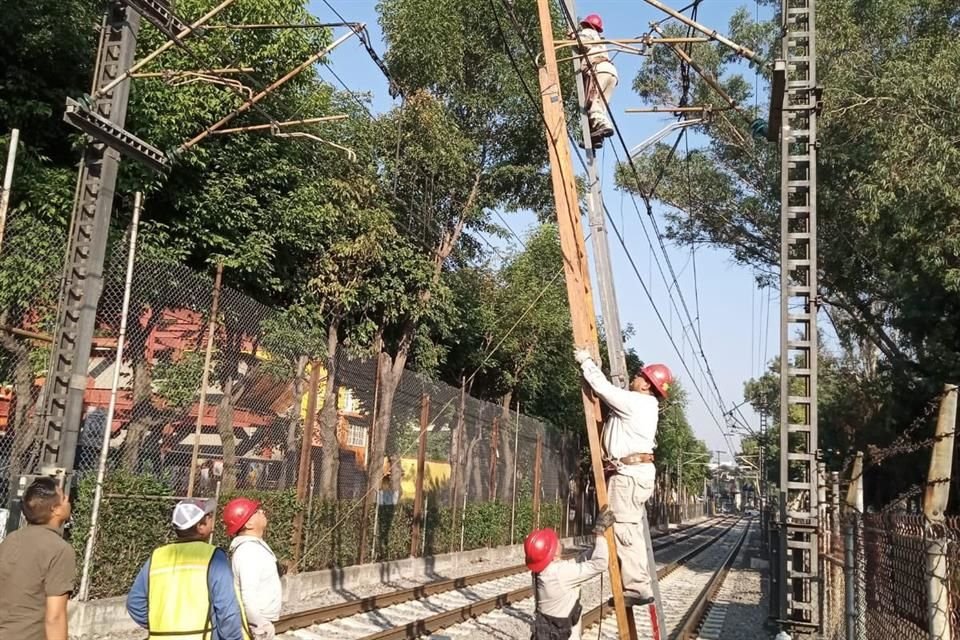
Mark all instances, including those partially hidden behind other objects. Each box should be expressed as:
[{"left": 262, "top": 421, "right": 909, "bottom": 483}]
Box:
[{"left": 533, "top": 0, "right": 636, "bottom": 637}]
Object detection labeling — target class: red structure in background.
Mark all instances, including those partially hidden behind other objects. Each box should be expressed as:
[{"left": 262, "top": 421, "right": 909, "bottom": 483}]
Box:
[{"left": 0, "top": 307, "right": 369, "bottom": 491}]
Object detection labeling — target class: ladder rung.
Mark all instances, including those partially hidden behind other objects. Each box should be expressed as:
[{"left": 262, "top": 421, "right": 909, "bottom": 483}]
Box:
[
  {"left": 787, "top": 601, "right": 815, "bottom": 611},
  {"left": 787, "top": 395, "right": 812, "bottom": 404},
  {"left": 786, "top": 423, "right": 812, "bottom": 432},
  {"left": 788, "top": 452, "right": 814, "bottom": 462},
  {"left": 788, "top": 368, "right": 812, "bottom": 376},
  {"left": 787, "top": 510, "right": 817, "bottom": 524}
]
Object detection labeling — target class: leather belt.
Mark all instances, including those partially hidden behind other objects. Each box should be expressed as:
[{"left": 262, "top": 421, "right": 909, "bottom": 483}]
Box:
[{"left": 610, "top": 452, "right": 655, "bottom": 465}]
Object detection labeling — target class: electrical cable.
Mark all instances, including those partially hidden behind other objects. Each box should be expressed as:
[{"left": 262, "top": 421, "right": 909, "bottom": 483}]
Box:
[{"left": 489, "top": 0, "right": 736, "bottom": 449}]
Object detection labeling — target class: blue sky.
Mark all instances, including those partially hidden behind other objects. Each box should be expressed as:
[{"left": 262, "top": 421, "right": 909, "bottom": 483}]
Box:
[{"left": 306, "top": 0, "right": 780, "bottom": 460}]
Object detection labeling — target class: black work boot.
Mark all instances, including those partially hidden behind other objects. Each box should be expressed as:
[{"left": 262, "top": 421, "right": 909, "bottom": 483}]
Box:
[{"left": 607, "top": 591, "right": 655, "bottom": 608}]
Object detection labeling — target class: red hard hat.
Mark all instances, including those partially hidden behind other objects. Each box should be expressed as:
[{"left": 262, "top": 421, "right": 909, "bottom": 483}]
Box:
[
  {"left": 581, "top": 13, "right": 603, "bottom": 32},
  {"left": 524, "top": 528, "right": 559, "bottom": 573},
  {"left": 223, "top": 497, "right": 261, "bottom": 536},
  {"left": 641, "top": 363, "right": 674, "bottom": 399}
]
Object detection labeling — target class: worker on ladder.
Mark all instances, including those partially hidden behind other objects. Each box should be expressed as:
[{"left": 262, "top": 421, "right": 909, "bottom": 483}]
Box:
[
  {"left": 571, "top": 13, "right": 617, "bottom": 148},
  {"left": 525, "top": 507, "right": 615, "bottom": 639},
  {"left": 574, "top": 349, "right": 674, "bottom": 607}
]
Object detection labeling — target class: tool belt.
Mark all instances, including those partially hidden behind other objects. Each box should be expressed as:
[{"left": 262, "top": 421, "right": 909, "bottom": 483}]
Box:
[
  {"left": 604, "top": 452, "right": 655, "bottom": 472},
  {"left": 531, "top": 599, "right": 582, "bottom": 640}
]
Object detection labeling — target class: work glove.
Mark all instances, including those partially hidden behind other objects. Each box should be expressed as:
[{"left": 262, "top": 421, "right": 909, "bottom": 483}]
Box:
[
  {"left": 592, "top": 507, "right": 616, "bottom": 535},
  {"left": 574, "top": 347, "right": 593, "bottom": 366},
  {"left": 253, "top": 621, "right": 275, "bottom": 640}
]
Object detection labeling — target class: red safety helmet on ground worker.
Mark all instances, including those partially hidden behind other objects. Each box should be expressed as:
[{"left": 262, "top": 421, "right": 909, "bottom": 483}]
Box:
[
  {"left": 580, "top": 13, "right": 603, "bottom": 32},
  {"left": 641, "top": 363, "right": 674, "bottom": 399},
  {"left": 524, "top": 528, "right": 560, "bottom": 573},
  {"left": 223, "top": 497, "right": 261, "bottom": 536}
]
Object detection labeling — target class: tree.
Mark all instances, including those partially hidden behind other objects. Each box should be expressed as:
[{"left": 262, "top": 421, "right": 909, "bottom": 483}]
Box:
[
  {"left": 653, "top": 382, "right": 710, "bottom": 496},
  {"left": 619, "top": 0, "right": 960, "bottom": 504},
  {"left": 363, "top": 0, "right": 563, "bottom": 507}
]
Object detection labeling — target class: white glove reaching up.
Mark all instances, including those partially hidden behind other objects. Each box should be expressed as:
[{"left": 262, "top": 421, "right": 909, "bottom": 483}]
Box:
[{"left": 574, "top": 347, "right": 593, "bottom": 365}]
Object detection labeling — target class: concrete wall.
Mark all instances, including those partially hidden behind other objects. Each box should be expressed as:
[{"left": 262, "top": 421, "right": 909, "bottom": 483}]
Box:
[{"left": 68, "top": 535, "right": 589, "bottom": 639}]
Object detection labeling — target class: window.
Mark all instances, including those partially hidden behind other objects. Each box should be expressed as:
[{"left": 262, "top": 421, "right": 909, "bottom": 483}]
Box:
[
  {"left": 341, "top": 388, "right": 358, "bottom": 412},
  {"left": 347, "top": 423, "right": 367, "bottom": 448}
]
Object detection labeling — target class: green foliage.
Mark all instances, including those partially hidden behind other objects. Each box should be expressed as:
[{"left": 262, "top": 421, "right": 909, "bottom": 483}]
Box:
[
  {"left": 619, "top": 0, "right": 960, "bottom": 506},
  {"left": 152, "top": 351, "right": 205, "bottom": 408},
  {"left": 73, "top": 469, "right": 568, "bottom": 598},
  {"left": 71, "top": 471, "right": 177, "bottom": 600},
  {"left": 654, "top": 382, "right": 710, "bottom": 494}
]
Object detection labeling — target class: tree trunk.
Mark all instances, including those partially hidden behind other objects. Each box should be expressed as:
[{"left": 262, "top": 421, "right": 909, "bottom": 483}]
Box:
[
  {"left": 364, "top": 346, "right": 409, "bottom": 505},
  {"left": 318, "top": 320, "right": 341, "bottom": 499},
  {"left": 497, "top": 390, "right": 515, "bottom": 503},
  {"left": 467, "top": 434, "right": 483, "bottom": 503},
  {"left": 284, "top": 355, "right": 309, "bottom": 489},
  {"left": 217, "top": 377, "right": 238, "bottom": 492},
  {"left": 121, "top": 358, "right": 156, "bottom": 471}
]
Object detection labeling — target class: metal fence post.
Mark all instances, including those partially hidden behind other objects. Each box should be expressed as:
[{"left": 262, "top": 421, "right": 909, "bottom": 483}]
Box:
[
  {"left": 532, "top": 431, "right": 543, "bottom": 528},
  {"left": 924, "top": 384, "right": 956, "bottom": 640},
  {"left": 845, "top": 452, "right": 865, "bottom": 640},
  {"left": 186, "top": 262, "right": 223, "bottom": 497},
  {"left": 0, "top": 128, "right": 20, "bottom": 253},
  {"left": 76, "top": 192, "right": 142, "bottom": 601},
  {"left": 410, "top": 393, "right": 429, "bottom": 557},
  {"left": 290, "top": 360, "right": 321, "bottom": 570},
  {"left": 509, "top": 405, "right": 520, "bottom": 544}
]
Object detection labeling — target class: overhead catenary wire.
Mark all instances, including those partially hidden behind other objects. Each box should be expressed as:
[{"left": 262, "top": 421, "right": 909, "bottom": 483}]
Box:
[
  {"left": 554, "top": 2, "right": 741, "bottom": 446},
  {"left": 488, "top": 0, "right": 734, "bottom": 452}
]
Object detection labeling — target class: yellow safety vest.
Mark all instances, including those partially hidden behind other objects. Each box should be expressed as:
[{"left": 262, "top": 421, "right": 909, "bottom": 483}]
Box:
[{"left": 147, "top": 541, "right": 253, "bottom": 640}]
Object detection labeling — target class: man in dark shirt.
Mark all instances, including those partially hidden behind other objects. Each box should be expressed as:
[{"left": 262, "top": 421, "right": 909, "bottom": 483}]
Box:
[{"left": 0, "top": 477, "right": 75, "bottom": 640}]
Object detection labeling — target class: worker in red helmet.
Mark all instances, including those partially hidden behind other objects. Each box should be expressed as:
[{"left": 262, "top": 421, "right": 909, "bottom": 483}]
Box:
[
  {"left": 526, "top": 508, "right": 615, "bottom": 639},
  {"left": 224, "top": 498, "right": 282, "bottom": 640},
  {"left": 573, "top": 348, "right": 674, "bottom": 607},
  {"left": 570, "top": 13, "right": 617, "bottom": 147}
]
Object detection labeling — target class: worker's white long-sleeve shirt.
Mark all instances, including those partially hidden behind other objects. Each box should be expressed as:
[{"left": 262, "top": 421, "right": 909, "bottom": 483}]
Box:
[
  {"left": 536, "top": 536, "right": 609, "bottom": 624},
  {"left": 577, "top": 26, "right": 615, "bottom": 71},
  {"left": 580, "top": 359, "right": 659, "bottom": 480},
  {"left": 229, "top": 536, "right": 282, "bottom": 626}
]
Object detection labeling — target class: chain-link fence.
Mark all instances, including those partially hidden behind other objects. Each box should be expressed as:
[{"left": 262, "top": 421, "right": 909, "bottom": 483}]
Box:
[
  {"left": 817, "top": 490, "right": 959, "bottom": 640},
  {"left": 1, "top": 179, "right": 710, "bottom": 601}
]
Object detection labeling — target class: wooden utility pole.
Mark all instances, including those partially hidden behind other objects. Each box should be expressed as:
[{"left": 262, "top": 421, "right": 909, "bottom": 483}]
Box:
[
  {"left": 534, "top": 0, "right": 636, "bottom": 635},
  {"left": 411, "top": 393, "right": 430, "bottom": 557}
]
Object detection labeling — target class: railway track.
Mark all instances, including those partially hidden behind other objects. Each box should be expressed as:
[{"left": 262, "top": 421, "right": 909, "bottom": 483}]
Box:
[
  {"left": 580, "top": 518, "right": 752, "bottom": 640},
  {"left": 276, "top": 516, "right": 737, "bottom": 639}
]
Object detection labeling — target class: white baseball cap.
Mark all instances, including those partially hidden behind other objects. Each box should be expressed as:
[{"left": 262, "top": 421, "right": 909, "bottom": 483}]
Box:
[{"left": 171, "top": 498, "right": 217, "bottom": 531}]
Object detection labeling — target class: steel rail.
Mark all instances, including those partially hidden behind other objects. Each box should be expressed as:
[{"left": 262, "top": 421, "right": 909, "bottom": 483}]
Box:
[
  {"left": 581, "top": 518, "right": 744, "bottom": 629},
  {"left": 274, "top": 518, "right": 729, "bottom": 640},
  {"left": 669, "top": 520, "right": 751, "bottom": 639}
]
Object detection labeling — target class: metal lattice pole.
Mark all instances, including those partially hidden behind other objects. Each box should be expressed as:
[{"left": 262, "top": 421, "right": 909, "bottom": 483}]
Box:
[
  {"left": 774, "top": 0, "right": 820, "bottom": 633},
  {"left": 33, "top": 4, "right": 140, "bottom": 489}
]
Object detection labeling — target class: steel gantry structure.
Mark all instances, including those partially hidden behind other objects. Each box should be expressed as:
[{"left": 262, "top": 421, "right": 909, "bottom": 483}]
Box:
[{"left": 769, "top": 0, "right": 821, "bottom": 634}]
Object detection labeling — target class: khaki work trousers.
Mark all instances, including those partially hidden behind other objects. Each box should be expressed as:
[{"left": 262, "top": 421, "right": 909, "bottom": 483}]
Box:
[
  {"left": 584, "top": 60, "right": 618, "bottom": 132},
  {"left": 607, "top": 472, "right": 655, "bottom": 597}
]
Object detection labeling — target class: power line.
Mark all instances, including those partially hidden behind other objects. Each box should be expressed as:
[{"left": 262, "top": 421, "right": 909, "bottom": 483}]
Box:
[
  {"left": 485, "top": 0, "right": 734, "bottom": 451},
  {"left": 555, "top": 3, "right": 740, "bottom": 434}
]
